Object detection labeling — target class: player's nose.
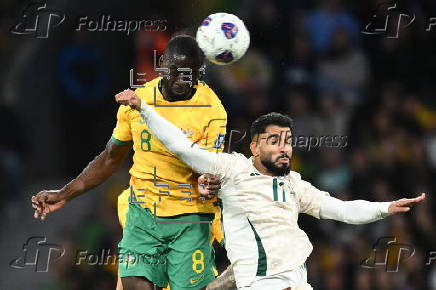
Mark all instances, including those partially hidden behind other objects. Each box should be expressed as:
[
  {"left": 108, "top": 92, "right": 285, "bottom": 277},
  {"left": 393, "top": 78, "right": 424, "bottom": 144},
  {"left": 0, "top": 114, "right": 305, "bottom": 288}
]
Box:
[{"left": 174, "top": 76, "right": 190, "bottom": 87}]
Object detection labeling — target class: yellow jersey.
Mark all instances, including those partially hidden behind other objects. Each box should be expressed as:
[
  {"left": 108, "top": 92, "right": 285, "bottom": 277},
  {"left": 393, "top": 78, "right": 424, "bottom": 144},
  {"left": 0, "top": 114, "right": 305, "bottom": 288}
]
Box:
[{"left": 112, "top": 77, "right": 227, "bottom": 217}]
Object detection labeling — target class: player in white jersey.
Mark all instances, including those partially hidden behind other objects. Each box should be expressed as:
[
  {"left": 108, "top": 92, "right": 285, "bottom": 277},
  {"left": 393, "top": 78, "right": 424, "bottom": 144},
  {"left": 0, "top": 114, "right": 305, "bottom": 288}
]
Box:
[{"left": 115, "top": 92, "right": 426, "bottom": 290}]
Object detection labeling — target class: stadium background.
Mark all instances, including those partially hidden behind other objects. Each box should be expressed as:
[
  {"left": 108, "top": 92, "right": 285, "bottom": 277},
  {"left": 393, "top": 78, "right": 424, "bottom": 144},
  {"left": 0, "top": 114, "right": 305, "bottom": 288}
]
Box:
[{"left": 1, "top": 0, "right": 436, "bottom": 289}]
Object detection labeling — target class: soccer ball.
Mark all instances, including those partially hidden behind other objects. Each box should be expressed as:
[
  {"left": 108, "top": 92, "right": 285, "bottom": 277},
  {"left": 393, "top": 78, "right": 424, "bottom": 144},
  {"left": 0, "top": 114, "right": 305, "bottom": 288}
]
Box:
[{"left": 196, "top": 13, "right": 250, "bottom": 65}]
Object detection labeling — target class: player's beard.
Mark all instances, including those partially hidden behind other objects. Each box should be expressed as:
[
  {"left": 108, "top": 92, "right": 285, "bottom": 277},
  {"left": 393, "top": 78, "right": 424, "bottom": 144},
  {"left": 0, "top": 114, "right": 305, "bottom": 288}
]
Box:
[{"left": 261, "top": 153, "right": 291, "bottom": 176}]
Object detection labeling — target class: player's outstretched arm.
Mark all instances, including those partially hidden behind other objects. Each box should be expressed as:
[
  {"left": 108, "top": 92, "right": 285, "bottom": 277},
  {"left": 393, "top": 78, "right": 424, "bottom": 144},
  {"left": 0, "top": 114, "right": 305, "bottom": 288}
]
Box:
[
  {"left": 319, "top": 193, "right": 426, "bottom": 224},
  {"left": 31, "top": 140, "right": 131, "bottom": 220},
  {"left": 115, "top": 89, "right": 220, "bottom": 175}
]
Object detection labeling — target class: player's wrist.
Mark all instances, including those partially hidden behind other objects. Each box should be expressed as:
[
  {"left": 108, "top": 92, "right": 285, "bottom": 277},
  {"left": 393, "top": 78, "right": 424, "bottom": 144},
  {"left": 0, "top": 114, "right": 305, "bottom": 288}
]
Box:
[{"left": 379, "top": 201, "right": 391, "bottom": 217}]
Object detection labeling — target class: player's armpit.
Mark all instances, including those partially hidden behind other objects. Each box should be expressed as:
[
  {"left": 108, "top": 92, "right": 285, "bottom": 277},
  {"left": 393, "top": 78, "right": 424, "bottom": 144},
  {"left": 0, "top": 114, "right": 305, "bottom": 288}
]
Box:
[{"left": 106, "top": 138, "right": 132, "bottom": 165}]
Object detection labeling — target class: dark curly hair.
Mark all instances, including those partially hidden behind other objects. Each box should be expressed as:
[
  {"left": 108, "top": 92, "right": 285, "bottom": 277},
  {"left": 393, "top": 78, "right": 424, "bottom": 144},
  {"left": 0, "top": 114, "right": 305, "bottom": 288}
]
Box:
[{"left": 250, "top": 112, "right": 294, "bottom": 141}]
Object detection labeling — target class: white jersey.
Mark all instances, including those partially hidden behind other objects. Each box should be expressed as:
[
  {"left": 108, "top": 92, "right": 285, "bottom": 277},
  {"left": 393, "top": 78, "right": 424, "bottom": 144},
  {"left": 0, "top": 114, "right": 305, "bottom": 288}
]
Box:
[
  {"left": 210, "top": 153, "right": 329, "bottom": 288},
  {"left": 139, "top": 102, "right": 393, "bottom": 288}
]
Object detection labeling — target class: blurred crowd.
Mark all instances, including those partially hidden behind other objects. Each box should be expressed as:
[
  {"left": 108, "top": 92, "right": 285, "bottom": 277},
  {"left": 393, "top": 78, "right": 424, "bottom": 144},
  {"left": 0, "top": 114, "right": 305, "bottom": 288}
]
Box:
[{"left": 2, "top": 0, "right": 436, "bottom": 289}]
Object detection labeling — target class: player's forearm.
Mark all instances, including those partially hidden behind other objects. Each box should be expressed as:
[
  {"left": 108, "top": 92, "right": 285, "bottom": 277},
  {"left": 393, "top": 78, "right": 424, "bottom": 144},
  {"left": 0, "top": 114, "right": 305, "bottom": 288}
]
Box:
[
  {"left": 319, "top": 195, "right": 391, "bottom": 224},
  {"left": 140, "top": 102, "right": 216, "bottom": 174}
]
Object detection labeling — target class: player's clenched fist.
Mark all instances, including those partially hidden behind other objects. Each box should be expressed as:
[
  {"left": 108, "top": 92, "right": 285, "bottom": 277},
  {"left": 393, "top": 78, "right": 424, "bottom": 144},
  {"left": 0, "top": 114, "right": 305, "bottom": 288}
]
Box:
[
  {"left": 31, "top": 190, "right": 67, "bottom": 220},
  {"left": 115, "top": 89, "right": 141, "bottom": 110},
  {"left": 198, "top": 174, "right": 221, "bottom": 199}
]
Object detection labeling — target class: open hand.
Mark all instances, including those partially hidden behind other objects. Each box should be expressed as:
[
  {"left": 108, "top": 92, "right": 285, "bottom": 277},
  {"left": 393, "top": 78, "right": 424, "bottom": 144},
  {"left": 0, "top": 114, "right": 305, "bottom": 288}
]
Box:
[
  {"left": 31, "top": 190, "right": 67, "bottom": 220},
  {"left": 388, "top": 193, "right": 426, "bottom": 214}
]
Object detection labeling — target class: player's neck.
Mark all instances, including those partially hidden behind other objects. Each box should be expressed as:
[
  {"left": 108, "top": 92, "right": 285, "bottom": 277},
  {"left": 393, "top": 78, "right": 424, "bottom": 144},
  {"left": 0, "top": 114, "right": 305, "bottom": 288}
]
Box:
[{"left": 253, "top": 157, "right": 275, "bottom": 177}]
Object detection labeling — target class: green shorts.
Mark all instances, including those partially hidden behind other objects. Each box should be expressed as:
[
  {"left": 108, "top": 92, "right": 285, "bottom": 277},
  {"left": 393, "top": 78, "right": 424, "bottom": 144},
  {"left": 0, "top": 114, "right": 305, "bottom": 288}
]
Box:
[{"left": 118, "top": 203, "right": 216, "bottom": 289}]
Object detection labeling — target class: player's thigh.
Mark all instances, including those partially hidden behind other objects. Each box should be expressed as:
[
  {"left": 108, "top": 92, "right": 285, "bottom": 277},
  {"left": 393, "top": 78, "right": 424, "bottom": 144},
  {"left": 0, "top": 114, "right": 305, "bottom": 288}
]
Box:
[
  {"left": 121, "top": 276, "right": 162, "bottom": 290},
  {"left": 166, "top": 214, "right": 216, "bottom": 290},
  {"left": 118, "top": 203, "right": 169, "bottom": 288}
]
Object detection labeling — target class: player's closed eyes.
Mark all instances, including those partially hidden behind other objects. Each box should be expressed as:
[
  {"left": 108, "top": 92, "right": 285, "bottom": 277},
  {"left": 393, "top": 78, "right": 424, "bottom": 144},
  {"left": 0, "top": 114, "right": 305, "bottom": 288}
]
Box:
[{"left": 266, "top": 135, "right": 279, "bottom": 145}]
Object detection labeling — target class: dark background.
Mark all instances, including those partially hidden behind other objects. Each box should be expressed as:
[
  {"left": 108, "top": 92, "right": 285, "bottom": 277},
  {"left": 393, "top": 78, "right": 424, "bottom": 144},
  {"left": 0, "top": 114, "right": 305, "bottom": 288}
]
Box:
[{"left": 1, "top": 0, "right": 436, "bottom": 289}]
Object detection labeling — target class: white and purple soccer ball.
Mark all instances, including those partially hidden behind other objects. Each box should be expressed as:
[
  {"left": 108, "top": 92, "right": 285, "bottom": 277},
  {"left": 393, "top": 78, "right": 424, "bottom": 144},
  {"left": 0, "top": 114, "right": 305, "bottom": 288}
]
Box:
[{"left": 196, "top": 13, "right": 250, "bottom": 65}]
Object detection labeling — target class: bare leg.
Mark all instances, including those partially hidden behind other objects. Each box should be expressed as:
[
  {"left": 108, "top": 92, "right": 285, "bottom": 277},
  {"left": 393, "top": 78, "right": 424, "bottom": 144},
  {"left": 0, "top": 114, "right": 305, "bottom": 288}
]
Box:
[
  {"left": 121, "top": 276, "right": 162, "bottom": 290},
  {"left": 116, "top": 276, "right": 123, "bottom": 290}
]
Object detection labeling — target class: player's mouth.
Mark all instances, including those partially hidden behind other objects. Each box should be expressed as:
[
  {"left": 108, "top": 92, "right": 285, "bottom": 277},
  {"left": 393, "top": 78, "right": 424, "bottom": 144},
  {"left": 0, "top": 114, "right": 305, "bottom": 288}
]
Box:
[
  {"left": 172, "top": 84, "right": 188, "bottom": 95},
  {"left": 276, "top": 156, "right": 290, "bottom": 165}
]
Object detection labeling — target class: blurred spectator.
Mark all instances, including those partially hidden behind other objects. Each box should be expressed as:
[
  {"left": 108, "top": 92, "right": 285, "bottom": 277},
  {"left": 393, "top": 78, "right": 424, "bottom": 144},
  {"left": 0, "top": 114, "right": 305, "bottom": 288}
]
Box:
[
  {"left": 317, "top": 28, "right": 369, "bottom": 107},
  {"left": 284, "top": 34, "right": 316, "bottom": 87},
  {"left": 305, "top": 0, "right": 360, "bottom": 54},
  {"left": 316, "top": 149, "right": 351, "bottom": 193}
]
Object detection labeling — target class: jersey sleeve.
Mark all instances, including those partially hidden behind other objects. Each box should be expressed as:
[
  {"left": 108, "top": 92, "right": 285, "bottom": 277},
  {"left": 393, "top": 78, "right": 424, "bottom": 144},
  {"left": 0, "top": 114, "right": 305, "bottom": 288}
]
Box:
[
  {"left": 111, "top": 105, "right": 133, "bottom": 145},
  {"left": 292, "top": 173, "right": 330, "bottom": 219},
  {"left": 209, "top": 152, "right": 245, "bottom": 184}
]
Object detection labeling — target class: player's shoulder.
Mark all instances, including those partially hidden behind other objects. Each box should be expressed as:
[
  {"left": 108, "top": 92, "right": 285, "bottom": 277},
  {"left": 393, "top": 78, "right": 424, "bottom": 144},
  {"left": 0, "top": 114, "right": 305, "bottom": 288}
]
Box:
[
  {"left": 198, "top": 81, "right": 227, "bottom": 115},
  {"left": 117, "top": 104, "right": 135, "bottom": 117},
  {"left": 226, "top": 152, "right": 250, "bottom": 168},
  {"left": 134, "top": 77, "right": 160, "bottom": 102},
  {"left": 229, "top": 151, "right": 247, "bottom": 160},
  {"left": 287, "top": 170, "right": 303, "bottom": 183}
]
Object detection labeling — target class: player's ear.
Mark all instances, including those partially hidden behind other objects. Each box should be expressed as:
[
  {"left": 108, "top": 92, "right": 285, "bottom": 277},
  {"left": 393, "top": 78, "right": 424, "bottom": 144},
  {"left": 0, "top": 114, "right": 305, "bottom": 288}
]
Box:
[{"left": 250, "top": 140, "right": 260, "bottom": 157}]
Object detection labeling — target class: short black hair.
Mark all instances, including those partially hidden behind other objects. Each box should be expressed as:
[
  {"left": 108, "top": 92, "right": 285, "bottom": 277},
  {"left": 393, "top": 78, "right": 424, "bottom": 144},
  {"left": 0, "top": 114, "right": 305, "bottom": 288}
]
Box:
[
  {"left": 163, "top": 35, "right": 205, "bottom": 67},
  {"left": 250, "top": 112, "right": 294, "bottom": 140}
]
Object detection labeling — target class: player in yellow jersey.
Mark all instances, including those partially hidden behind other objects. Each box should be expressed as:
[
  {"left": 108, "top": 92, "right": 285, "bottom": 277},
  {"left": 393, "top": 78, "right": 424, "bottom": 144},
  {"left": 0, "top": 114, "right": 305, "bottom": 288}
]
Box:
[{"left": 32, "top": 35, "right": 227, "bottom": 290}]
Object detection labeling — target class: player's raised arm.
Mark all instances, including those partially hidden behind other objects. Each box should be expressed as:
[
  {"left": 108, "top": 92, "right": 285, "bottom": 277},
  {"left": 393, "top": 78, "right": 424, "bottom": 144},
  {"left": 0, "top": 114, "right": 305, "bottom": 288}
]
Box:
[
  {"left": 318, "top": 193, "right": 426, "bottom": 224},
  {"left": 32, "top": 125, "right": 132, "bottom": 220},
  {"left": 115, "top": 89, "right": 222, "bottom": 175}
]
